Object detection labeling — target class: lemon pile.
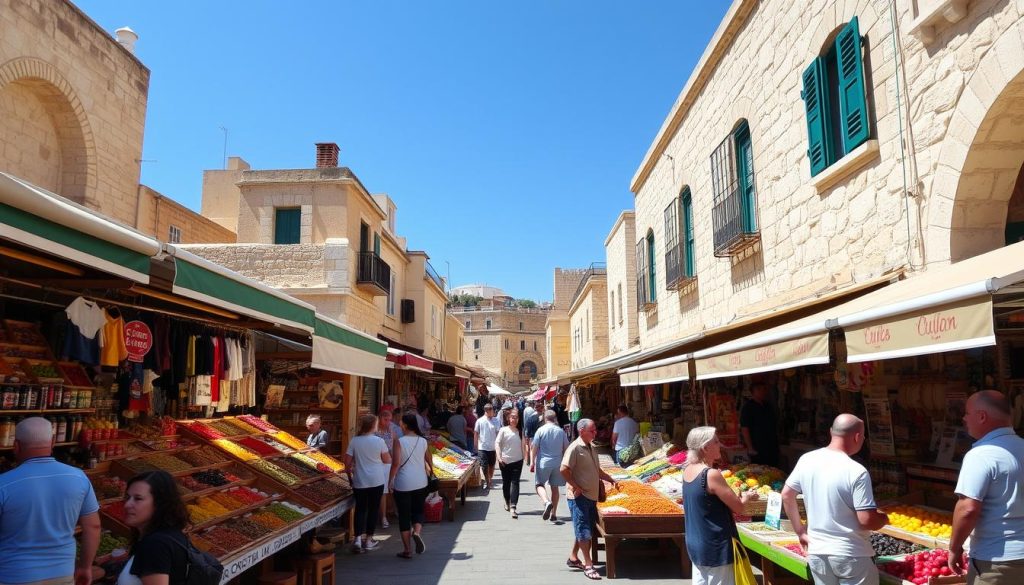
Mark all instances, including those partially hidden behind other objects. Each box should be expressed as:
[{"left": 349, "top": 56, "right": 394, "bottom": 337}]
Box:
[{"left": 885, "top": 505, "right": 952, "bottom": 540}]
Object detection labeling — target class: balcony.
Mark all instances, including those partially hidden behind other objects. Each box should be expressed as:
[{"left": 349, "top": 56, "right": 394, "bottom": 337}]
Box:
[
  {"left": 712, "top": 180, "right": 760, "bottom": 257},
  {"left": 425, "top": 261, "right": 444, "bottom": 291},
  {"left": 570, "top": 262, "right": 606, "bottom": 308},
  {"left": 357, "top": 251, "right": 391, "bottom": 296}
]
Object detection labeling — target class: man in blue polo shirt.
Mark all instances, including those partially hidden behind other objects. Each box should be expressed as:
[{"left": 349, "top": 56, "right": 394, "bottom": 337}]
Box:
[
  {"left": 0, "top": 417, "right": 101, "bottom": 585},
  {"left": 949, "top": 391, "right": 1024, "bottom": 585}
]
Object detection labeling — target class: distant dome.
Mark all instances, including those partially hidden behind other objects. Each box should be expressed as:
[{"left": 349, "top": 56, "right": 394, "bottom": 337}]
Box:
[{"left": 451, "top": 284, "right": 506, "bottom": 299}]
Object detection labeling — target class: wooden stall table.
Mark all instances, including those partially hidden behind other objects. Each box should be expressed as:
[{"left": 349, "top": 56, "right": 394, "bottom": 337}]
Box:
[
  {"left": 736, "top": 525, "right": 812, "bottom": 585},
  {"left": 592, "top": 510, "right": 689, "bottom": 579},
  {"left": 436, "top": 460, "right": 479, "bottom": 521}
]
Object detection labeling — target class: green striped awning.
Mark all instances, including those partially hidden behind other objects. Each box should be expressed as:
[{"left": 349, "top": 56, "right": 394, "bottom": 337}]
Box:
[{"left": 312, "top": 315, "right": 387, "bottom": 379}]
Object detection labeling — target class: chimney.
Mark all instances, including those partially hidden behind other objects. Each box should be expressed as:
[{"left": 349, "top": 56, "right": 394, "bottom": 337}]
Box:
[
  {"left": 315, "top": 143, "right": 339, "bottom": 168},
  {"left": 115, "top": 27, "right": 138, "bottom": 54}
]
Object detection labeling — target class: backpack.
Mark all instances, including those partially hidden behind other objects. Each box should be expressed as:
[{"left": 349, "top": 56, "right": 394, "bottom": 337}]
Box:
[{"left": 173, "top": 537, "right": 224, "bottom": 585}]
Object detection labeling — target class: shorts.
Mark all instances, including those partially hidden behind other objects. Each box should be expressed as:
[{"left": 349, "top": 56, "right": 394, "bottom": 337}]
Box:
[
  {"left": 480, "top": 450, "right": 497, "bottom": 471},
  {"left": 534, "top": 462, "right": 565, "bottom": 487},
  {"left": 692, "top": 563, "right": 733, "bottom": 585},
  {"left": 568, "top": 495, "right": 597, "bottom": 542},
  {"left": 968, "top": 557, "right": 1024, "bottom": 585},
  {"left": 806, "top": 555, "right": 878, "bottom": 585}
]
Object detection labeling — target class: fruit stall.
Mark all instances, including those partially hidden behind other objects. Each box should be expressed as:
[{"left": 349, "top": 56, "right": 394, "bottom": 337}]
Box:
[
  {"left": 429, "top": 433, "right": 480, "bottom": 521},
  {"left": 81, "top": 415, "right": 353, "bottom": 584},
  {"left": 593, "top": 478, "right": 687, "bottom": 579}
]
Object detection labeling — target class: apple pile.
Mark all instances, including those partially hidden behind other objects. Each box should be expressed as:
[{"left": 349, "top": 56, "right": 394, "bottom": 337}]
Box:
[{"left": 879, "top": 549, "right": 962, "bottom": 584}]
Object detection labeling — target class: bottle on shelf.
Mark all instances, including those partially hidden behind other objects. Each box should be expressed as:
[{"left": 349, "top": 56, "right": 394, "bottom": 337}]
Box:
[
  {"left": 0, "top": 417, "right": 12, "bottom": 447},
  {"left": 60, "top": 387, "right": 71, "bottom": 409},
  {"left": 56, "top": 416, "right": 67, "bottom": 443}
]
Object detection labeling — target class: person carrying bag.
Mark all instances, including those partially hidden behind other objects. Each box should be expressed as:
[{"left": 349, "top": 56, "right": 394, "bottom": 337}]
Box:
[{"left": 390, "top": 413, "right": 435, "bottom": 559}]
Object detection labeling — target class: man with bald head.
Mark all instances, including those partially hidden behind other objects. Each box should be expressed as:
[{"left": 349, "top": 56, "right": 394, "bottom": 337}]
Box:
[
  {"left": 948, "top": 390, "right": 1024, "bottom": 584},
  {"left": 781, "top": 414, "right": 888, "bottom": 585},
  {"left": 0, "top": 417, "right": 101, "bottom": 585}
]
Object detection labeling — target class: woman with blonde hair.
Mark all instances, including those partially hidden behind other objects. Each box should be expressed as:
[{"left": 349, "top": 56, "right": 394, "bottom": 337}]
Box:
[
  {"left": 343, "top": 414, "right": 391, "bottom": 553},
  {"left": 681, "top": 426, "right": 755, "bottom": 585}
]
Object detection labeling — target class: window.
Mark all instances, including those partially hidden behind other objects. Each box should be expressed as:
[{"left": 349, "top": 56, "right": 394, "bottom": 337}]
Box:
[
  {"left": 681, "top": 188, "right": 696, "bottom": 278},
  {"left": 168, "top": 225, "right": 182, "bottom": 244},
  {"left": 486, "top": 319, "right": 492, "bottom": 330},
  {"left": 585, "top": 310, "right": 589, "bottom": 340},
  {"left": 664, "top": 198, "right": 682, "bottom": 288},
  {"left": 519, "top": 322, "right": 523, "bottom": 331},
  {"left": 474, "top": 339, "right": 480, "bottom": 350},
  {"left": 710, "top": 121, "right": 758, "bottom": 256},
  {"left": 274, "top": 208, "right": 301, "bottom": 244},
  {"left": 430, "top": 305, "right": 437, "bottom": 337},
  {"left": 465, "top": 320, "right": 471, "bottom": 330},
  {"left": 803, "top": 17, "right": 869, "bottom": 177},
  {"left": 387, "top": 273, "right": 396, "bottom": 315},
  {"left": 617, "top": 283, "right": 623, "bottom": 325},
  {"left": 610, "top": 291, "right": 615, "bottom": 329},
  {"left": 534, "top": 341, "right": 537, "bottom": 351},
  {"left": 636, "top": 234, "right": 656, "bottom": 308},
  {"left": 505, "top": 339, "right": 509, "bottom": 350}
]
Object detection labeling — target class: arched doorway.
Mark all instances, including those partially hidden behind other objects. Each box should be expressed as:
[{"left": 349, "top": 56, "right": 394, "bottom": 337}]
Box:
[{"left": 517, "top": 360, "right": 538, "bottom": 385}]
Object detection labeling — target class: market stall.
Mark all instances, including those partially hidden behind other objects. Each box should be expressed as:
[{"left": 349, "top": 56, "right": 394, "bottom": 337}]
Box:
[{"left": 430, "top": 432, "right": 480, "bottom": 521}]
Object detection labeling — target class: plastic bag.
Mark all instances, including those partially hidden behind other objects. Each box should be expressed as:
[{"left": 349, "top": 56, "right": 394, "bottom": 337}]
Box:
[{"left": 732, "top": 538, "right": 757, "bottom": 585}]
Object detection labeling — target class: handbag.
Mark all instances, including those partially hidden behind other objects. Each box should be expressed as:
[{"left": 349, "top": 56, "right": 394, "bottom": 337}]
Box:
[
  {"left": 732, "top": 538, "right": 757, "bottom": 585},
  {"left": 427, "top": 472, "right": 440, "bottom": 493},
  {"left": 171, "top": 535, "right": 224, "bottom": 585}
]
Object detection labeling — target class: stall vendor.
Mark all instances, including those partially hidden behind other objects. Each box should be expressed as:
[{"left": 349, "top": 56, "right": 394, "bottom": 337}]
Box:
[
  {"left": 306, "top": 414, "right": 329, "bottom": 449},
  {"left": 740, "top": 383, "right": 779, "bottom": 467}
]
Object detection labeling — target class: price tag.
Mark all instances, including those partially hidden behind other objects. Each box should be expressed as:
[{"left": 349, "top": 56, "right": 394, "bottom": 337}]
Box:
[{"left": 764, "top": 492, "right": 782, "bottom": 530}]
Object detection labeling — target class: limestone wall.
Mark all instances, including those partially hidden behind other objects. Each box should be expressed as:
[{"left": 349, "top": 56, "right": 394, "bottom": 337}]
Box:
[
  {"left": 605, "top": 212, "right": 637, "bottom": 356},
  {"left": 569, "top": 277, "right": 609, "bottom": 370},
  {"left": 137, "top": 185, "right": 236, "bottom": 244}
]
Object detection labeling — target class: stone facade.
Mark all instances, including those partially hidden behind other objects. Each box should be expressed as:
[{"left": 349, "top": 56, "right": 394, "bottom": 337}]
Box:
[
  {"left": 545, "top": 268, "right": 587, "bottom": 379},
  {"left": 458, "top": 300, "right": 547, "bottom": 388},
  {"left": 626, "top": 0, "right": 1024, "bottom": 352},
  {"left": 136, "top": 185, "right": 236, "bottom": 244},
  {"left": 605, "top": 212, "right": 638, "bottom": 356},
  {"left": 568, "top": 271, "right": 609, "bottom": 370},
  {"left": 0, "top": 0, "right": 148, "bottom": 226}
]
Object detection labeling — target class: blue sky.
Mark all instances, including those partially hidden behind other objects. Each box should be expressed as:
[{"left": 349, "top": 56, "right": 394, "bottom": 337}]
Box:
[{"left": 76, "top": 1, "right": 730, "bottom": 301}]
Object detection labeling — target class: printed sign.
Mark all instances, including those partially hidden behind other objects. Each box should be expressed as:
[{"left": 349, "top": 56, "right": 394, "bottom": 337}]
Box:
[
  {"left": 764, "top": 492, "right": 783, "bottom": 530},
  {"left": 123, "top": 320, "right": 152, "bottom": 363}
]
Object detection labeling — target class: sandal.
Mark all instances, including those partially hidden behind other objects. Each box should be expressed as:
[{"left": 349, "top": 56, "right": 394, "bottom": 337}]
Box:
[
  {"left": 583, "top": 566, "right": 601, "bottom": 580},
  {"left": 511, "top": 508, "right": 518, "bottom": 519},
  {"left": 566, "top": 558, "right": 585, "bottom": 570},
  {"left": 396, "top": 551, "right": 413, "bottom": 559}
]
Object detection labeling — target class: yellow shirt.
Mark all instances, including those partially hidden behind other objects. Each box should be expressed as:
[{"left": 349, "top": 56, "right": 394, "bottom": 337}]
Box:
[{"left": 99, "top": 313, "right": 128, "bottom": 366}]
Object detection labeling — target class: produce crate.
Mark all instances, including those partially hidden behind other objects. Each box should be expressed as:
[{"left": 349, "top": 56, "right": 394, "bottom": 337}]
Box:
[{"left": 597, "top": 510, "right": 682, "bottom": 534}]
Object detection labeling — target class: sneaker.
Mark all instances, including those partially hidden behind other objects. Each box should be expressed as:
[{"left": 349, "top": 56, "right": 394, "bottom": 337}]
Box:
[
  {"left": 550, "top": 515, "right": 558, "bottom": 523},
  {"left": 412, "top": 532, "right": 426, "bottom": 554},
  {"left": 382, "top": 518, "right": 390, "bottom": 529},
  {"left": 363, "top": 539, "right": 380, "bottom": 551},
  {"left": 542, "top": 502, "right": 553, "bottom": 521},
  {"left": 482, "top": 481, "right": 488, "bottom": 490}
]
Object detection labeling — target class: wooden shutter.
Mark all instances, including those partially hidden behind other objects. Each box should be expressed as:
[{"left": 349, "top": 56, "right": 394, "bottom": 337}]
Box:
[
  {"left": 734, "top": 123, "right": 757, "bottom": 233},
  {"left": 836, "top": 17, "right": 869, "bottom": 153},
  {"left": 802, "top": 57, "right": 832, "bottom": 177},
  {"left": 681, "top": 189, "right": 695, "bottom": 278},
  {"left": 274, "top": 208, "right": 301, "bottom": 244},
  {"left": 635, "top": 239, "right": 647, "bottom": 306}
]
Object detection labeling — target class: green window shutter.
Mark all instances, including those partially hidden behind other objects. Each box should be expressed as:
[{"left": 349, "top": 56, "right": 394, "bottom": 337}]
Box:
[
  {"left": 836, "top": 17, "right": 869, "bottom": 154},
  {"left": 802, "top": 57, "right": 832, "bottom": 177},
  {"left": 734, "top": 123, "right": 757, "bottom": 233},
  {"left": 646, "top": 231, "right": 656, "bottom": 302},
  {"left": 274, "top": 208, "right": 301, "bottom": 244},
  {"left": 681, "top": 189, "right": 695, "bottom": 278},
  {"left": 373, "top": 233, "right": 381, "bottom": 256}
]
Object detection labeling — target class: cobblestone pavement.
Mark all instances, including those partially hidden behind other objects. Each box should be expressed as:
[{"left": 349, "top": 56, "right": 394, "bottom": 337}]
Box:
[{"left": 331, "top": 464, "right": 695, "bottom": 585}]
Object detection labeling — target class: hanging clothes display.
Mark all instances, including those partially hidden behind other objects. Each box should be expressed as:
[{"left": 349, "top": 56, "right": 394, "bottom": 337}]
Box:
[
  {"left": 100, "top": 307, "right": 128, "bottom": 367},
  {"left": 63, "top": 297, "right": 106, "bottom": 365}
]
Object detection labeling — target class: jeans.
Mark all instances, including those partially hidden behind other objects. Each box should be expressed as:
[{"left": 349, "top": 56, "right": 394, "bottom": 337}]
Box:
[
  {"left": 499, "top": 459, "right": 523, "bottom": 506},
  {"left": 568, "top": 496, "right": 597, "bottom": 542},
  {"left": 352, "top": 485, "right": 384, "bottom": 537},
  {"left": 807, "top": 555, "right": 878, "bottom": 585},
  {"left": 393, "top": 486, "right": 428, "bottom": 532}
]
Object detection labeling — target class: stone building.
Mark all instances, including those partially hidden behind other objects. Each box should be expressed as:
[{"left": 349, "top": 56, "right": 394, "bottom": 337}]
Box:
[
  {"left": 543, "top": 268, "right": 587, "bottom": 382},
  {"left": 456, "top": 295, "right": 547, "bottom": 390},
  {"left": 620, "top": 0, "right": 1024, "bottom": 359},
  {"left": 605, "top": 211, "right": 639, "bottom": 357},
  {"left": 568, "top": 264, "right": 609, "bottom": 371}
]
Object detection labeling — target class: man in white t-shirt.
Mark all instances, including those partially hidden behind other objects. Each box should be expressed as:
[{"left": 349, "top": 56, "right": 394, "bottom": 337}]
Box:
[
  {"left": 474, "top": 404, "right": 500, "bottom": 490},
  {"left": 782, "top": 414, "right": 888, "bottom": 585},
  {"left": 611, "top": 405, "right": 639, "bottom": 465}
]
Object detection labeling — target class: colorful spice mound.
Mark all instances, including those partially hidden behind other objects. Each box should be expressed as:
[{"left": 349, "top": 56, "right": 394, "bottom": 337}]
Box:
[
  {"left": 190, "top": 534, "right": 227, "bottom": 558},
  {"left": 187, "top": 495, "right": 232, "bottom": 524},
  {"left": 251, "top": 459, "right": 300, "bottom": 485},
  {"left": 186, "top": 421, "right": 224, "bottom": 440},
  {"left": 222, "top": 417, "right": 263, "bottom": 435},
  {"left": 224, "top": 516, "right": 273, "bottom": 539},
  {"left": 102, "top": 500, "right": 127, "bottom": 523},
  {"left": 304, "top": 449, "right": 344, "bottom": 472},
  {"left": 235, "top": 436, "right": 282, "bottom": 457},
  {"left": 271, "top": 431, "right": 308, "bottom": 451},
  {"left": 227, "top": 487, "right": 266, "bottom": 506},
  {"left": 121, "top": 458, "right": 159, "bottom": 474},
  {"left": 257, "top": 436, "right": 294, "bottom": 453},
  {"left": 97, "top": 533, "right": 130, "bottom": 557},
  {"left": 202, "top": 526, "right": 251, "bottom": 552},
  {"left": 598, "top": 480, "right": 682, "bottom": 515},
  {"left": 206, "top": 419, "right": 250, "bottom": 437},
  {"left": 209, "top": 491, "right": 246, "bottom": 510},
  {"left": 141, "top": 454, "right": 192, "bottom": 473},
  {"left": 91, "top": 476, "right": 126, "bottom": 501},
  {"left": 289, "top": 453, "right": 328, "bottom": 474},
  {"left": 238, "top": 415, "right": 277, "bottom": 432},
  {"left": 268, "top": 457, "right": 320, "bottom": 480},
  {"left": 266, "top": 502, "right": 306, "bottom": 523},
  {"left": 176, "top": 446, "right": 228, "bottom": 467},
  {"left": 303, "top": 477, "right": 347, "bottom": 505},
  {"left": 251, "top": 510, "right": 287, "bottom": 530},
  {"left": 212, "top": 438, "right": 259, "bottom": 461}
]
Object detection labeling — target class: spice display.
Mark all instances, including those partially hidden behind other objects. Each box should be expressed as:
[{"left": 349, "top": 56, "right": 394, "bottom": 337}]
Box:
[
  {"left": 303, "top": 449, "right": 345, "bottom": 472},
  {"left": 234, "top": 436, "right": 282, "bottom": 457},
  {"left": 96, "top": 533, "right": 129, "bottom": 558},
  {"left": 188, "top": 495, "right": 232, "bottom": 524},
  {"left": 211, "top": 438, "right": 259, "bottom": 461},
  {"left": 250, "top": 459, "right": 300, "bottom": 485},
  {"left": 209, "top": 491, "right": 246, "bottom": 510},
  {"left": 238, "top": 415, "right": 277, "bottom": 432},
  {"left": 176, "top": 446, "right": 228, "bottom": 467},
  {"left": 256, "top": 435, "right": 294, "bottom": 454},
  {"left": 598, "top": 480, "right": 682, "bottom": 515},
  {"left": 29, "top": 362, "right": 62, "bottom": 381},
  {"left": 271, "top": 431, "right": 308, "bottom": 451},
  {"left": 58, "top": 363, "right": 92, "bottom": 386},
  {"left": 102, "top": 500, "right": 127, "bottom": 523},
  {"left": 90, "top": 476, "right": 126, "bottom": 501},
  {"left": 6, "top": 322, "right": 46, "bottom": 345},
  {"left": 224, "top": 516, "right": 272, "bottom": 540},
  {"left": 121, "top": 458, "right": 159, "bottom": 474},
  {"left": 226, "top": 487, "right": 266, "bottom": 506},
  {"left": 288, "top": 453, "right": 328, "bottom": 474},
  {"left": 222, "top": 417, "right": 263, "bottom": 435},
  {"left": 136, "top": 453, "right": 192, "bottom": 473},
  {"left": 186, "top": 422, "right": 224, "bottom": 440},
  {"left": 202, "top": 525, "right": 251, "bottom": 552},
  {"left": 267, "top": 457, "right": 319, "bottom": 480},
  {"left": 190, "top": 534, "right": 227, "bottom": 558},
  {"left": 302, "top": 477, "right": 348, "bottom": 505},
  {"left": 250, "top": 510, "right": 287, "bottom": 530},
  {"left": 773, "top": 541, "right": 807, "bottom": 557},
  {"left": 266, "top": 502, "right": 306, "bottom": 523}
]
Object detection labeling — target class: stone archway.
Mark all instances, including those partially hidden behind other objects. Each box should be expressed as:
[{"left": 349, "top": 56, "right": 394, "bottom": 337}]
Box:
[
  {"left": 926, "top": 19, "right": 1024, "bottom": 264},
  {"left": 0, "top": 57, "right": 97, "bottom": 206}
]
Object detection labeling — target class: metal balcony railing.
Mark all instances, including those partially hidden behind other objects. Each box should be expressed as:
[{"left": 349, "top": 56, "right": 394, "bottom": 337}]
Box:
[
  {"left": 425, "top": 261, "right": 444, "bottom": 291},
  {"left": 712, "top": 180, "right": 760, "bottom": 257},
  {"left": 570, "top": 262, "right": 606, "bottom": 308},
  {"left": 357, "top": 251, "right": 391, "bottom": 294}
]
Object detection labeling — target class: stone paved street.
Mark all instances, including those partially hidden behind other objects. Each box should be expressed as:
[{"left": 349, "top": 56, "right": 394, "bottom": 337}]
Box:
[{"left": 333, "top": 465, "right": 694, "bottom": 585}]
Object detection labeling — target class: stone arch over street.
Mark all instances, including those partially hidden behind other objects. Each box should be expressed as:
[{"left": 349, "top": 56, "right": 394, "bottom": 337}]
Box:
[
  {"left": 927, "top": 17, "right": 1024, "bottom": 264},
  {"left": 0, "top": 57, "right": 96, "bottom": 206}
]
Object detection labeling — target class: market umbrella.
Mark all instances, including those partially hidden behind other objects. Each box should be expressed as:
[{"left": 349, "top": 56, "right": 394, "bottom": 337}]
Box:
[
  {"left": 567, "top": 385, "right": 581, "bottom": 423},
  {"left": 529, "top": 387, "right": 546, "bottom": 401},
  {"left": 486, "top": 383, "right": 511, "bottom": 396}
]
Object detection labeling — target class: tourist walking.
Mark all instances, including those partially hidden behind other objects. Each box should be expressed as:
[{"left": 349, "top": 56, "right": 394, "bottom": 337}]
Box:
[
  {"left": 0, "top": 417, "right": 101, "bottom": 585},
  {"left": 682, "top": 426, "right": 756, "bottom": 585},
  {"left": 475, "top": 385, "right": 490, "bottom": 417},
  {"left": 375, "top": 408, "right": 402, "bottom": 529},
  {"left": 782, "top": 414, "right": 889, "bottom": 585},
  {"left": 117, "top": 470, "right": 193, "bottom": 584},
  {"left": 532, "top": 409, "right": 570, "bottom": 522},
  {"left": 948, "top": 390, "right": 1024, "bottom": 584},
  {"left": 305, "top": 414, "right": 329, "bottom": 449},
  {"left": 495, "top": 409, "right": 526, "bottom": 518},
  {"left": 523, "top": 400, "right": 540, "bottom": 466},
  {"left": 344, "top": 414, "right": 391, "bottom": 553},
  {"left": 561, "top": 418, "right": 618, "bottom": 580},
  {"left": 390, "top": 413, "right": 433, "bottom": 559},
  {"left": 474, "top": 404, "right": 501, "bottom": 490},
  {"left": 611, "top": 405, "right": 639, "bottom": 465}
]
